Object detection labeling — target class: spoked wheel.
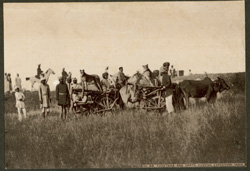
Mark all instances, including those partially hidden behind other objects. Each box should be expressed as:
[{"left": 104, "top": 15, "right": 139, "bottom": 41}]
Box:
[
  {"left": 72, "top": 104, "right": 82, "bottom": 116},
  {"left": 139, "top": 96, "right": 166, "bottom": 113},
  {"left": 86, "top": 105, "right": 96, "bottom": 116},
  {"left": 95, "top": 95, "right": 115, "bottom": 116},
  {"left": 152, "top": 96, "right": 166, "bottom": 113},
  {"left": 139, "top": 100, "right": 148, "bottom": 112},
  {"left": 74, "top": 106, "right": 90, "bottom": 117},
  {"left": 72, "top": 102, "right": 95, "bottom": 117}
]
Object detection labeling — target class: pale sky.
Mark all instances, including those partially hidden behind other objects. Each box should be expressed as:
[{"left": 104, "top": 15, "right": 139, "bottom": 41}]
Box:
[{"left": 4, "top": 1, "right": 245, "bottom": 90}]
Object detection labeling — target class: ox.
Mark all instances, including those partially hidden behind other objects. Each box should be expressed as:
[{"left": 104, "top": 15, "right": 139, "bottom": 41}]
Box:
[{"left": 179, "top": 77, "right": 230, "bottom": 108}]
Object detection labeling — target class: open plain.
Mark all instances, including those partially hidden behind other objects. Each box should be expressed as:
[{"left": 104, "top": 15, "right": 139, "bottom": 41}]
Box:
[{"left": 4, "top": 72, "right": 246, "bottom": 169}]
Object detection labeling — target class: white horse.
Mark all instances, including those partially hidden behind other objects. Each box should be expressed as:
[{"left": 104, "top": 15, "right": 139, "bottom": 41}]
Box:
[
  {"left": 108, "top": 73, "right": 118, "bottom": 87},
  {"left": 119, "top": 72, "right": 152, "bottom": 108},
  {"left": 26, "top": 68, "right": 55, "bottom": 91}
]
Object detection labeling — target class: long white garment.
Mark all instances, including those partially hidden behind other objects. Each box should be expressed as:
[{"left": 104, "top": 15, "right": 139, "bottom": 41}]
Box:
[
  {"left": 15, "top": 92, "right": 26, "bottom": 109},
  {"left": 166, "top": 95, "right": 174, "bottom": 113},
  {"left": 4, "top": 76, "right": 9, "bottom": 92},
  {"left": 17, "top": 108, "right": 27, "bottom": 121}
]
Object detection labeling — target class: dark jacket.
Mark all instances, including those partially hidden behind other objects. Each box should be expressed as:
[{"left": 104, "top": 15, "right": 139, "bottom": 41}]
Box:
[
  {"left": 37, "top": 67, "right": 43, "bottom": 78},
  {"left": 66, "top": 75, "right": 72, "bottom": 84},
  {"left": 56, "top": 83, "right": 70, "bottom": 106},
  {"left": 162, "top": 74, "right": 173, "bottom": 97}
]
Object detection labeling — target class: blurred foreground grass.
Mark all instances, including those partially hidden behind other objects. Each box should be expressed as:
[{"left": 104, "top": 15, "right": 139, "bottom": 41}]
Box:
[{"left": 5, "top": 72, "right": 246, "bottom": 169}]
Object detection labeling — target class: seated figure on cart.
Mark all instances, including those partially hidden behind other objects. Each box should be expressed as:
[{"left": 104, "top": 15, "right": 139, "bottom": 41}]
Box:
[
  {"left": 70, "top": 77, "right": 93, "bottom": 113},
  {"left": 101, "top": 72, "right": 115, "bottom": 93}
]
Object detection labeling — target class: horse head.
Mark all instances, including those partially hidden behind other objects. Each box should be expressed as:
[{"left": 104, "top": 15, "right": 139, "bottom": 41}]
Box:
[
  {"left": 127, "top": 72, "right": 143, "bottom": 85},
  {"left": 44, "top": 68, "right": 55, "bottom": 75},
  {"left": 43, "top": 68, "right": 55, "bottom": 82},
  {"left": 109, "top": 74, "right": 118, "bottom": 87}
]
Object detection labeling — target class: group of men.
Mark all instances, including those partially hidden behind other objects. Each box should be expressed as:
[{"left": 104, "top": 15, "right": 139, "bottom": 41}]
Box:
[
  {"left": 35, "top": 62, "right": 174, "bottom": 95},
  {"left": 36, "top": 61, "right": 176, "bottom": 119},
  {"left": 36, "top": 65, "right": 72, "bottom": 119},
  {"left": 35, "top": 64, "right": 136, "bottom": 119},
  {"left": 102, "top": 62, "right": 175, "bottom": 113},
  {"left": 4, "top": 73, "right": 22, "bottom": 93}
]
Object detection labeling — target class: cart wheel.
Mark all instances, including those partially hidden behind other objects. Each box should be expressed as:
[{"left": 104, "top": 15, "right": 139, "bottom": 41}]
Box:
[
  {"left": 87, "top": 106, "right": 96, "bottom": 115},
  {"left": 139, "top": 100, "right": 148, "bottom": 112},
  {"left": 152, "top": 96, "right": 166, "bottom": 113},
  {"left": 80, "top": 107, "right": 89, "bottom": 117},
  {"left": 95, "top": 96, "right": 115, "bottom": 116},
  {"left": 73, "top": 105, "right": 82, "bottom": 115}
]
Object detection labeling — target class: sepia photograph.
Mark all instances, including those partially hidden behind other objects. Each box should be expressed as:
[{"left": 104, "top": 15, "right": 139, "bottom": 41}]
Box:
[{"left": 3, "top": 1, "right": 246, "bottom": 169}]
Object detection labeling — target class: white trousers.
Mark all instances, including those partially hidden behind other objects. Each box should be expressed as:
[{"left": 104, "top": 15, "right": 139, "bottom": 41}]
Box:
[
  {"left": 165, "top": 95, "right": 174, "bottom": 113},
  {"left": 17, "top": 108, "right": 27, "bottom": 121}
]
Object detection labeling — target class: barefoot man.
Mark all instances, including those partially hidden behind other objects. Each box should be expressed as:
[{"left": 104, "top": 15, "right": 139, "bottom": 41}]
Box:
[
  {"left": 38, "top": 77, "right": 51, "bottom": 118},
  {"left": 56, "top": 76, "right": 70, "bottom": 120}
]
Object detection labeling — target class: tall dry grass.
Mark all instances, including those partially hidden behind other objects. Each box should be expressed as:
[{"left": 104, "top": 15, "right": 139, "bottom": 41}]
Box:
[{"left": 5, "top": 72, "right": 246, "bottom": 169}]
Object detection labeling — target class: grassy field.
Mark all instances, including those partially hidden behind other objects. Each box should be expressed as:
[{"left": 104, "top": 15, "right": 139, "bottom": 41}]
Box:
[{"left": 4, "top": 72, "right": 246, "bottom": 169}]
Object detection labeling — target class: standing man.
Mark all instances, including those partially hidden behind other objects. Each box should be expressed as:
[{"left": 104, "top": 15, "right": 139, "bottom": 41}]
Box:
[
  {"left": 4, "top": 73, "right": 9, "bottom": 93},
  {"left": 159, "top": 62, "right": 170, "bottom": 85},
  {"left": 160, "top": 62, "right": 174, "bottom": 113},
  {"left": 14, "top": 86, "right": 27, "bottom": 121},
  {"left": 56, "top": 76, "right": 70, "bottom": 120},
  {"left": 38, "top": 77, "right": 51, "bottom": 119},
  {"left": 117, "top": 67, "right": 129, "bottom": 87},
  {"left": 36, "top": 64, "right": 43, "bottom": 79},
  {"left": 170, "top": 65, "right": 176, "bottom": 78},
  {"left": 62, "top": 68, "right": 68, "bottom": 81},
  {"left": 189, "top": 69, "right": 192, "bottom": 75},
  {"left": 15, "top": 73, "right": 22, "bottom": 90},
  {"left": 173, "top": 68, "right": 176, "bottom": 78},
  {"left": 70, "top": 77, "right": 81, "bottom": 112},
  {"left": 8, "top": 73, "right": 12, "bottom": 93}
]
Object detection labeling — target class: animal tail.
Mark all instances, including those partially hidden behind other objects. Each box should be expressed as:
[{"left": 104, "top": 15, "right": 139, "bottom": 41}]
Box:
[{"left": 26, "top": 77, "right": 30, "bottom": 81}]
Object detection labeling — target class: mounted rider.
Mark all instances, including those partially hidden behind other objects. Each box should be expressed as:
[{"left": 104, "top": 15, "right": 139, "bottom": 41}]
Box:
[
  {"left": 62, "top": 68, "right": 68, "bottom": 81},
  {"left": 36, "top": 64, "right": 44, "bottom": 79}
]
